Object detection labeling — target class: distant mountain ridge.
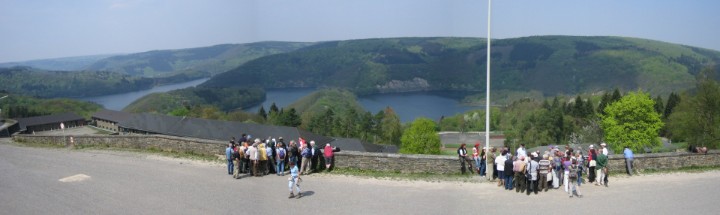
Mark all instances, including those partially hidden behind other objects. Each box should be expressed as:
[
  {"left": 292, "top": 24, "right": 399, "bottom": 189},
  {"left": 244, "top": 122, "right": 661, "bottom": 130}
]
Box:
[
  {"left": 201, "top": 36, "right": 720, "bottom": 96},
  {"left": 86, "top": 41, "right": 314, "bottom": 77},
  {"left": 0, "top": 54, "right": 117, "bottom": 71},
  {"left": 0, "top": 66, "right": 155, "bottom": 98}
]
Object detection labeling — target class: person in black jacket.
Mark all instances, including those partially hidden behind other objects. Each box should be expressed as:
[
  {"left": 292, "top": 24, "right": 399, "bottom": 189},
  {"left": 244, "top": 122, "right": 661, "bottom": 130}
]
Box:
[
  {"left": 310, "top": 141, "right": 321, "bottom": 173},
  {"left": 457, "top": 144, "right": 473, "bottom": 174},
  {"left": 504, "top": 154, "right": 515, "bottom": 190}
]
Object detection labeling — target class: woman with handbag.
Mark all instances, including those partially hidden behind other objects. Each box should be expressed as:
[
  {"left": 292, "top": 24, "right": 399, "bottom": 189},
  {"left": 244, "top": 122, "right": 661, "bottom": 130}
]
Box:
[{"left": 588, "top": 146, "right": 597, "bottom": 183}]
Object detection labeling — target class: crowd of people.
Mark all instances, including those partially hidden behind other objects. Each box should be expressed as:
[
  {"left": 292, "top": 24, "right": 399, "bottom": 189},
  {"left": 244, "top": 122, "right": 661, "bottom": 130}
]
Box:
[
  {"left": 462, "top": 142, "right": 616, "bottom": 198},
  {"left": 223, "top": 134, "right": 336, "bottom": 198}
]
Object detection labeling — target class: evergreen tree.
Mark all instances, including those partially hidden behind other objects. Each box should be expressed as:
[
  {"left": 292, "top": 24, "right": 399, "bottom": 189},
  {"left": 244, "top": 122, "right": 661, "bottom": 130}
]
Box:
[
  {"left": 339, "top": 108, "right": 359, "bottom": 138},
  {"left": 611, "top": 88, "right": 622, "bottom": 103},
  {"left": 358, "top": 111, "right": 374, "bottom": 141},
  {"left": 283, "top": 108, "right": 302, "bottom": 127},
  {"left": 372, "top": 110, "right": 385, "bottom": 143},
  {"left": 583, "top": 98, "right": 595, "bottom": 117},
  {"left": 269, "top": 103, "right": 279, "bottom": 115},
  {"left": 664, "top": 92, "right": 681, "bottom": 119},
  {"left": 572, "top": 95, "right": 585, "bottom": 117},
  {"left": 551, "top": 97, "right": 560, "bottom": 110},
  {"left": 597, "top": 92, "right": 612, "bottom": 114},
  {"left": 380, "top": 107, "right": 402, "bottom": 146},
  {"left": 653, "top": 96, "right": 664, "bottom": 115},
  {"left": 668, "top": 68, "right": 720, "bottom": 148},
  {"left": 258, "top": 106, "right": 267, "bottom": 120},
  {"left": 542, "top": 100, "right": 551, "bottom": 110}
]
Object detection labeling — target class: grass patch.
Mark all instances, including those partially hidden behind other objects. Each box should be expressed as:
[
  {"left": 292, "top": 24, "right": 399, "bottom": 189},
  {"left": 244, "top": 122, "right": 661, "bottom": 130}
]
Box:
[
  {"left": 326, "top": 167, "right": 480, "bottom": 183},
  {"left": 635, "top": 165, "right": 720, "bottom": 175},
  {"left": 12, "top": 140, "right": 66, "bottom": 149}
]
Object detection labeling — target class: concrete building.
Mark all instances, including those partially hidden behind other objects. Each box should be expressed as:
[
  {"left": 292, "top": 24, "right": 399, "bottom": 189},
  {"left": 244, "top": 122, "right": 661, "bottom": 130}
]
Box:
[
  {"left": 10, "top": 112, "right": 85, "bottom": 134},
  {"left": 91, "top": 109, "right": 133, "bottom": 133}
]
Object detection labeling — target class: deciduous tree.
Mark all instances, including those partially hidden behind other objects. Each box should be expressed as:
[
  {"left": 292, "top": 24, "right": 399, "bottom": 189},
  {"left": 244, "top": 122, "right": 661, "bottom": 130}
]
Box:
[
  {"left": 400, "top": 118, "right": 441, "bottom": 154},
  {"left": 601, "top": 91, "right": 663, "bottom": 153}
]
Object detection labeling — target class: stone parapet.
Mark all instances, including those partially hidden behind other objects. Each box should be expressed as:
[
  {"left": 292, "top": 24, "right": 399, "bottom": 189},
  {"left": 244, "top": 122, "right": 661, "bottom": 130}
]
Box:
[
  {"left": 13, "top": 135, "right": 719, "bottom": 174},
  {"left": 13, "top": 134, "right": 225, "bottom": 156}
]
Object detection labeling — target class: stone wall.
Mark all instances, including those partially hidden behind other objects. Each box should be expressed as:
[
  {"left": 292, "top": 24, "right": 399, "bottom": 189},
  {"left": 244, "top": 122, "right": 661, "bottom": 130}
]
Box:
[
  {"left": 13, "top": 134, "right": 720, "bottom": 174},
  {"left": 605, "top": 151, "right": 720, "bottom": 173},
  {"left": 334, "top": 151, "right": 462, "bottom": 174},
  {"left": 334, "top": 150, "right": 720, "bottom": 174},
  {"left": 13, "top": 134, "right": 226, "bottom": 157}
]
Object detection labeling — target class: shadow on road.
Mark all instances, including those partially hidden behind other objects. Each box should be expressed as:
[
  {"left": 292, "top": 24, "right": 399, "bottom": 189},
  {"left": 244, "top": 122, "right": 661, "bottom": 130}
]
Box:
[{"left": 301, "top": 191, "right": 315, "bottom": 197}]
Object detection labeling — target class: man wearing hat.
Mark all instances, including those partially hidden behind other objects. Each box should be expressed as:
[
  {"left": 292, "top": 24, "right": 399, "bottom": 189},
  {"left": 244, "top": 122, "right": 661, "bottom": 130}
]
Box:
[{"left": 601, "top": 142, "right": 609, "bottom": 156}]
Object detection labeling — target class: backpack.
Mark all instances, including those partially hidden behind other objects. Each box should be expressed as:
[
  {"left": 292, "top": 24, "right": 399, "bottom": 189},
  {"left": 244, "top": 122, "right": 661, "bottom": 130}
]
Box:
[
  {"left": 278, "top": 148, "right": 286, "bottom": 159},
  {"left": 568, "top": 165, "right": 578, "bottom": 179},
  {"left": 301, "top": 147, "right": 311, "bottom": 158}
]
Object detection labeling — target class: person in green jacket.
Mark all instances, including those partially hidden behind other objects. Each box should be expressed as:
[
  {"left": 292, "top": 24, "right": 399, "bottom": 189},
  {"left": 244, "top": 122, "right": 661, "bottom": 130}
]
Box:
[{"left": 595, "top": 153, "right": 608, "bottom": 187}]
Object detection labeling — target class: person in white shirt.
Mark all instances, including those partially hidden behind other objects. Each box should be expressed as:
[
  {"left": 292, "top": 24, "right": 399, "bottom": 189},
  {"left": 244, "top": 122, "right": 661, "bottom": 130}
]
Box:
[
  {"left": 495, "top": 151, "right": 507, "bottom": 187},
  {"left": 601, "top": 143, "right": 609, "bottom": 155},
  {"left": 517, "top": 144, "right": 527, "bottom": 158}
]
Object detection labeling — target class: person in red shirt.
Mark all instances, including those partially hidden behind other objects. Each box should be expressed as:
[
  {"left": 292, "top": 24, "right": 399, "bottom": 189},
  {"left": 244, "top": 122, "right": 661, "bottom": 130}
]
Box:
[{"left": 324, "top": 143, "right": 334, "bottom": 170}]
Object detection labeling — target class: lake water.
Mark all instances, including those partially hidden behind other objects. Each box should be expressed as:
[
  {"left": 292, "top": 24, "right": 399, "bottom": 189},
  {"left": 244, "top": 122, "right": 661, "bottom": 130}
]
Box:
[
  {"left": 359, "top": 92, "right": 481, "bottom": 122},
  {"left": 84, "top": 79, "right": 482, "bottom": 122},
  {"left": 245, "top": 89, "right": 481, "bottom": 122},
  {"left": 80, "top": 78, "right": 209, "bottom": 111}
]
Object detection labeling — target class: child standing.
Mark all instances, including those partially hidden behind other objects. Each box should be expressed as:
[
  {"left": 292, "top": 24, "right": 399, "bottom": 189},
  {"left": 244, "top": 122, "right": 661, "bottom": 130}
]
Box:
[{"left": 288, "top": 162, "right": 302, "bottom": 198}]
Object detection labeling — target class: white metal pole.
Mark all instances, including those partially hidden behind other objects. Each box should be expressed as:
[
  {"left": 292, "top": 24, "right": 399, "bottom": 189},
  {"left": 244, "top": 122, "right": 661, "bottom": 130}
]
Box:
[{"left": 484, "top": 0, "right": 492, "bottom": 178}]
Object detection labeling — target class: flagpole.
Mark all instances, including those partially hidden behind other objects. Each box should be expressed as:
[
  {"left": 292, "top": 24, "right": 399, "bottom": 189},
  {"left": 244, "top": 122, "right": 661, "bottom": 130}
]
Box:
[{"left": 484, "top": 0, "right": 492, "bottom": 179}]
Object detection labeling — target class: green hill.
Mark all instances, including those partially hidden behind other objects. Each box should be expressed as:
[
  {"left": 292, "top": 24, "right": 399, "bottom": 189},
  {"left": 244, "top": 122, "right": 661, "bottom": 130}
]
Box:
[
  {"left": 0, "top": 93, "right": 102, "bottom": 119},
  {"left": 0, "top": 67, "right": 155, "bottom": 98},
  {"left": 86, "top": 42, "right": 314, "bottom": 77},
  {"left": 201, "top": 36, "right": 720, "bottom": 96},
  {"left": 123, "top": 87, "right": 265, "bottom": 114}
]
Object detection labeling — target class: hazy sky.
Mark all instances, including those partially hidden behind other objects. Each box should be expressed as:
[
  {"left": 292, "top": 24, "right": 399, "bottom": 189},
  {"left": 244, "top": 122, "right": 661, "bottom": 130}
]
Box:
[{"left": 1, "top": 0, "right": 718, "bottom": 63}]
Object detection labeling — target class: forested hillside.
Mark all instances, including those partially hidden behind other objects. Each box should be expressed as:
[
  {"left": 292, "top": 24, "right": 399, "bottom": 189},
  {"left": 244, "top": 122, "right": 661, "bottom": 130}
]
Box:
[
  {"left": 123, "top": 87, "right": 265, "bottom": 114},
  {"left": 0, "top": 67, "right": 155, "bottom": 98},
  {"left": 86, "top": 42, "right": 314, "bottom": 77},
  {"left": 0, "top": 93, "right": 102, "bottom": 119},
  {"left": 202, "top": 36, "right": 720, "bottom": 96},
  {"left": 0, "top": 54, "right": 116, "bottom": 71}
]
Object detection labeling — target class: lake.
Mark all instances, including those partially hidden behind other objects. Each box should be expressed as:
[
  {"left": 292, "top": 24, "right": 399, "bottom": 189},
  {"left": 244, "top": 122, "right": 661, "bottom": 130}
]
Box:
[
  {"left": 245, "top": 89, "right": 481, "bottom": 122},
  {"left": 84, "top": 79, "right": 482, "bottom": 122},
  {"left": 80, "top": 78, "right": 209, "bottom": 111}
]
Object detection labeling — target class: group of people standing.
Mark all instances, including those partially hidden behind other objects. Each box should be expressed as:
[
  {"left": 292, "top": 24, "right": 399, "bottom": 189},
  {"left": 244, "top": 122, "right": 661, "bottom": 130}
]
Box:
[
  {"left": 472, "top": 143, "right": 614, "bottom": 198},
  {"left": 224, "top": 134, "right": 336, "bottom": 198}
]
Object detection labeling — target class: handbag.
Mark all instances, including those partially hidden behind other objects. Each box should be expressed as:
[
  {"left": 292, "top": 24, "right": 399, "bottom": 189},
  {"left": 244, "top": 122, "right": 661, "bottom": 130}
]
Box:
[
  {"left": 589, "top": 160, "right": 596, "bottom": 167},
  {"left": 525, "top": 162, "right": 532, "bottom": 179}
]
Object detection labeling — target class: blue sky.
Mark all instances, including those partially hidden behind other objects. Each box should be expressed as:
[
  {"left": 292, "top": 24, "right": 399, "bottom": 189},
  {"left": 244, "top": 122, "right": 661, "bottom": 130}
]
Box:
[{"left": 0, "top": 0, "right": 718, "bottom": 63}]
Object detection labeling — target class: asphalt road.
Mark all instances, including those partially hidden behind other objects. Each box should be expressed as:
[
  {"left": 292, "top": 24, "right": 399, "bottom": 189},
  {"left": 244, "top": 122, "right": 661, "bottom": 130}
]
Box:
[{"left": 2, "top": 139, "right": 719, "bottom": 215}]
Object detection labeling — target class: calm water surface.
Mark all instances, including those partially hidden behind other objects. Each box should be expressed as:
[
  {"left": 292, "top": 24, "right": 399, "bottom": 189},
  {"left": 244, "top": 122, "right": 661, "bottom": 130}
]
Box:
[
  {"left": 80, "top": 78, "right": 209, "bottom": 110},
  {"left": 84, "top": 80, "right": 481, "bottom": 122},
  {"left": 244, "top": 89, "right": 480, "bottom": 122}
]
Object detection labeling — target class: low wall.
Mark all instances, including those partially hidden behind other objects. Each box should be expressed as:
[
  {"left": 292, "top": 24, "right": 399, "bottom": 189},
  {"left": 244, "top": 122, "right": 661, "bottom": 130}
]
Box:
[
  {"left": 334, "top": 150, "right": 720, "bottom": 174},
  {"left": 605, "top": 151, "right": 720, "bottom": 173},
  {"left": 334, "top": 151, "right": 461, "bottom": 174},
  {"left": 13, "top": 134, "right": 719, "bottom": 174},
  {"left": 13, "top": 134, "right": 226, "bottom": 157}
]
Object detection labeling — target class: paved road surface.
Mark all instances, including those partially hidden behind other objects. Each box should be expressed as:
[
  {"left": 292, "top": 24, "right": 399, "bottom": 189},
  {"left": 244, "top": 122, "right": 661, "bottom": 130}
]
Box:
[{"left": 1, "top": 139, "right": 719, "bottom": 215}]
